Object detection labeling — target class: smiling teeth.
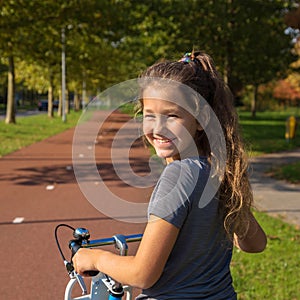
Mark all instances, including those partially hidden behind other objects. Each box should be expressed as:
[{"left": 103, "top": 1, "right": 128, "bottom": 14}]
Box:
[{"left": 156, "top": 139, "right": 170, "bottom": 144}]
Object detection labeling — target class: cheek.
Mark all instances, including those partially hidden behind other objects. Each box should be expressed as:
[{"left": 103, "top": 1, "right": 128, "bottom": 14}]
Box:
[
  {"left": 143, "top": 121, "right": 152, "bottom": 135},
  {"left": 169, "top": 122, "right": 188, "bottom": 136},
  {"left": 175, "top": 123, "right": 198, "bottom": 142}
]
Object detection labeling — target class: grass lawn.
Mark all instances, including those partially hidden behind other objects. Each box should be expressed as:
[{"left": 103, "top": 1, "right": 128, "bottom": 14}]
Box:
[
  {"left": 267, "top": 161, "right": 300, "bottom": 184},
  {"left": 239, "top": 110, "right": 300, "bottom": 184},
  {"left": 232, "top": 210, "right": 300, "bottom": 300},
  {"left": 0, "top": 111, "right": 81, "bottom": 157},
  {"left": 238, "top": 110, "right": 300, "bottom": 156}
]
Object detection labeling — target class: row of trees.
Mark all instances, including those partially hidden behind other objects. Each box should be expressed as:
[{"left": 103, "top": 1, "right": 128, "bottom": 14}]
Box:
[
  {"left": 277, "top": 5, "right": 300, "bottom": 108},
  {"left": 0, "top": 0, "right": 299, "bottom": 123}
]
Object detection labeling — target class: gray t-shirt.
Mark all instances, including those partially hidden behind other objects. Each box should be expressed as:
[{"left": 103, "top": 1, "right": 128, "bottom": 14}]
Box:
[{"left": 136, "top": 157, "right": 236, "bottom": 300}]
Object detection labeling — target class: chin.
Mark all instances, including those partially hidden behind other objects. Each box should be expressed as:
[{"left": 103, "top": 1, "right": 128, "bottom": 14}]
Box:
[{"left": 156, "top": 152, "right": 177, "bottom": 162}]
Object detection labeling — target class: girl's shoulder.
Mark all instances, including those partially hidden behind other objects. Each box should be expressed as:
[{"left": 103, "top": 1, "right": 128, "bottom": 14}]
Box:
[
  {"left": 160, "top": 157, "right": 210, "bottom": 186},
  {"left": 165, "top": 157, "right": 210, "bottom": 173}
]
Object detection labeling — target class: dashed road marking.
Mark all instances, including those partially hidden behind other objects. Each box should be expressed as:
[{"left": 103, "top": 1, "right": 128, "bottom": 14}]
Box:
[
  {"left": 13, "top": 217, "right": 24, "bottom": 224},
  {"left": 46, "top": 185, "right": 55, "bottom": 190}
]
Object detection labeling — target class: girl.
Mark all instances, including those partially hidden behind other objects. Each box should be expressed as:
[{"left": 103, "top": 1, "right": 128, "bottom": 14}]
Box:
[{"left": 73, "top": 51, "right": 267, "bottom": 299}]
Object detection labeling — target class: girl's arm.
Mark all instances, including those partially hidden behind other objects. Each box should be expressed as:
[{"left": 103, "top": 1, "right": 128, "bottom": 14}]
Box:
[
  {"left": 234, "top": 212, "right": 267, "bottom": 253},
  {"left": 72, "top": 215, "right": 179, "bottom": 289}
]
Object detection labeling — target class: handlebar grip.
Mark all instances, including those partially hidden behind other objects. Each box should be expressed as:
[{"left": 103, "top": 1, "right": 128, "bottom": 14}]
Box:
[
  {"left": 83, "top": 270, "right": 99, "bottom": 277},
  {"left": 69, "top": 239, "right": 99, "bottom": 277},
  {"left": 69, "top": 240, "right": 82, "bottom": 256}
]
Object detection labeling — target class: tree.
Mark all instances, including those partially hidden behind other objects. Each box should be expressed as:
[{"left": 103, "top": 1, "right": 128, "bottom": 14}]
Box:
[
  {"left": 234, "top": 1, "right": 296, "bottom": 116},
  {"left": 1, "top": 0, "right": 297, "bottom": 120},
  {"left": 0, "top": 0, "right": 61, "bottom": 121},
  {"left": 182, "top": 0, "right": 297, "bottom": 116},
  {"left": 116, "top": 0, "right": 296, "bottom": 118},
  {"left": 27, "top": 0, "right": 129, "bottom": 108},
  {"left": 273, "top": 78, "right": 300, "bottom": 106},
  {"left": 0, "top": 0, "right": 29, "bottom": 124}
]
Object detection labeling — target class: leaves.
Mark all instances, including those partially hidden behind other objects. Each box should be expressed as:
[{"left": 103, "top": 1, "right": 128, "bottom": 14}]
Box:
[
  {"left": 273, "top": 78, "right": 300, "bottom": 102},
  {"left": 0, "top": 0, "right": 298, "bottom": 101}
]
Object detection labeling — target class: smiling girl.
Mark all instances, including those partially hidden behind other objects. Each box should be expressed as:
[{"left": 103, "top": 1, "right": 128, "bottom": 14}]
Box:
[{"left": 72, "top": 51, "right": 267, "bottom": 299}]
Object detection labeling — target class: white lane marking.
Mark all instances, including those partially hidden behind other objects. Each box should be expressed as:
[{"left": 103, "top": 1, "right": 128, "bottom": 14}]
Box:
[
  {"left": 13, "top": 217, "right": 24, "bottom": 224},
  {"left": 46, "top": 185, "right": 55, "bottom": 190}
]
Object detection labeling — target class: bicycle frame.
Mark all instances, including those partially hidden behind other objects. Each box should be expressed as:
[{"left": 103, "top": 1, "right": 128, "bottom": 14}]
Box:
[
  {"left": 64, "top": 272, "right": 133, "bottom": 300},
  {"left": 55, "top": 225, "right": 143, "bottom": 300}
]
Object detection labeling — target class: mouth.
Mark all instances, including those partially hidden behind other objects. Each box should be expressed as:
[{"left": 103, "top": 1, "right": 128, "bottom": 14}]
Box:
[{"left": 153, "top": 137, "right": 174, "bottom": 146}]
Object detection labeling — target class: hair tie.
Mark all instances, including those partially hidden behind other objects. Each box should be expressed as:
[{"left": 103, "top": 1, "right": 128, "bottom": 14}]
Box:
[
  {"left": 179, "top": 51, "right": 201, "bottom": 64},
  {"left": 178, "top": 52, "right": 194, "bottom": 63}
]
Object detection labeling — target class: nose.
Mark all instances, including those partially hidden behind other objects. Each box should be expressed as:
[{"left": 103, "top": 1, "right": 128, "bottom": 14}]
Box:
[{"left": 153, "top": 115, "right": 167, "bottom": 135}]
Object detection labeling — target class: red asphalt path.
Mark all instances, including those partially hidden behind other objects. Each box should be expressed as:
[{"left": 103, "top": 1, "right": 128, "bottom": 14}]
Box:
[{"left": 0, "top": 111, "right": 152, "bottom": 299}]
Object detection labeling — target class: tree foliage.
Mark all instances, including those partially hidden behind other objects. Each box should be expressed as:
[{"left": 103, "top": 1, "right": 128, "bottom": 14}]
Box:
[
  {"left": 0, "top": 0, "right": 36, "bottom": 123},
  {"left": 273, "top": 78, "right": 300, "bottom": 103},
  {"left": 0, "top": 0, "right": 298, "bottom": 122}
]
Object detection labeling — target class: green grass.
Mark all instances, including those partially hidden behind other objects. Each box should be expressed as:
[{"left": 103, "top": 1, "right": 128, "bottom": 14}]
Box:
[
  {"left": 238, "top": 110, "right": 300, "bottom": 156},
  {"left": 231, "top": 210, "right": 300, "bottom": 300},
  {"left": 238, "top": 110, "right": 300, "bottom": 183},
  {"left": 0, "top": 111, "right": 81, "bottom": 157},
  {"left": 267, "top": 161, "right": 300, "bottom": 184}
]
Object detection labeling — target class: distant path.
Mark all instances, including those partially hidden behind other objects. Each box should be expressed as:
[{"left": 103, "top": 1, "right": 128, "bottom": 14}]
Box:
[
  {"left": 0, "top": 110, "right": 46, "bottom": 120},
  {"left": 250, "top": 149, "right": 300, "bottom": 227}
]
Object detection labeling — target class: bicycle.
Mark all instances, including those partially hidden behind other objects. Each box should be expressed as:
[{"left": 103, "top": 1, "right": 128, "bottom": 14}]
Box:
[{"left": 55, "top": 224, "right": 143, "bottom": 300}]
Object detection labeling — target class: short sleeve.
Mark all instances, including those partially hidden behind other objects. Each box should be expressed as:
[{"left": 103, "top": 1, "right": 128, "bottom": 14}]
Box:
[{"left": 148, "top": 159, "right": 206, "bottom": 228}]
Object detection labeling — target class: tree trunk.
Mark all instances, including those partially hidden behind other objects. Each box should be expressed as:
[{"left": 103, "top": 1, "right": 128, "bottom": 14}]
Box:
[
  {"left": 82, "top": 79, "right": 87, "bottom": 110},
  {"left": 57, "top": 89, "right": 62, "bottom": 117},
  {"left": 65, "top": 88, "right": 69, "bottom": 114},
  {"left": 5, "top": 55, "right": 16, "bottom": 124},
  {"left": 48, "top": 72, "right": 54, "bottom": 118},
  {"left": 74, "top": 89, "right": 80, "bottom": 111},
  {"left": 251, "top": 85, "right": 258, "bottom": 118}
]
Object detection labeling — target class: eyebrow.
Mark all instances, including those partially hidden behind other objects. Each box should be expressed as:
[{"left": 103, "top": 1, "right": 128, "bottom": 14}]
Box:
[{"left": 143, "top": 107, "right": 181, "bottom": 114}]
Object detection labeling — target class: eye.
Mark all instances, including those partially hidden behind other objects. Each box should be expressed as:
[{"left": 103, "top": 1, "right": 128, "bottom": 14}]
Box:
[
  {"left": 168, "top": 114, "right": 179, "bottom": 119},
  {"left": 143, "top": 114, "right": 155, "bottom": 120}
]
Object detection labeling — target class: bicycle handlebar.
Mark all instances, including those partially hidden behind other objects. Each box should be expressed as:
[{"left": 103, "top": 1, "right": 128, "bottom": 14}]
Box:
[
  {"left": 81, "top": 233, "right": 143, "bottom": 248},
  {"left": 55, "top": 224, "right": 143, "bottom": 298},
  {"left": 69, "top": 233, "right": 143, "bottom": 277}
]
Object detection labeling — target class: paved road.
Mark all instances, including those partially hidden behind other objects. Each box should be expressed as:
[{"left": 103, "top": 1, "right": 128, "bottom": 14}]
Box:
[
  {"left": 0, "top": 111, "right": 150, "bottom": 299},
  {"left": 250, "top": 149, "right": 300, "bottom": 227}
]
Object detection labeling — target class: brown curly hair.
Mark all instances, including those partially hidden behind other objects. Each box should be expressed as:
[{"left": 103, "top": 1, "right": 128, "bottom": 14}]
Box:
[{"left": 139, "top": 51, "right": 252, "bottom": 239}]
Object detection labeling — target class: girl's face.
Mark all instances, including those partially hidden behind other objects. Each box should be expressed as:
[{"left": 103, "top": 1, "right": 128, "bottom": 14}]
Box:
[{"left": 142, "top": 89, "right": 202, "bottom": 164}]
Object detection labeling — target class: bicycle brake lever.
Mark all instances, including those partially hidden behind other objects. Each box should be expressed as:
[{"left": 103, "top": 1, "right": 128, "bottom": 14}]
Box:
[{"left": 64, "top": 260, "right": 74, "bottom": 274}]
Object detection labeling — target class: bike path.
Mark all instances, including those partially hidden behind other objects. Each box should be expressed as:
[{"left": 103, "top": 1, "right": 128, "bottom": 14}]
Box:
[{"left": 0, "top": 111, "right": 149, "bottom": 300}]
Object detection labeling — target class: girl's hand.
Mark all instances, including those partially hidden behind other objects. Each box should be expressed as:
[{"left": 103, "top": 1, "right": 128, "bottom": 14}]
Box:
[
  {"left": 71, "top": 216, "right": 179, "bottom": 289},
  {"left": 72, "top": 248, "right": 102, "bottom": 276}
]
